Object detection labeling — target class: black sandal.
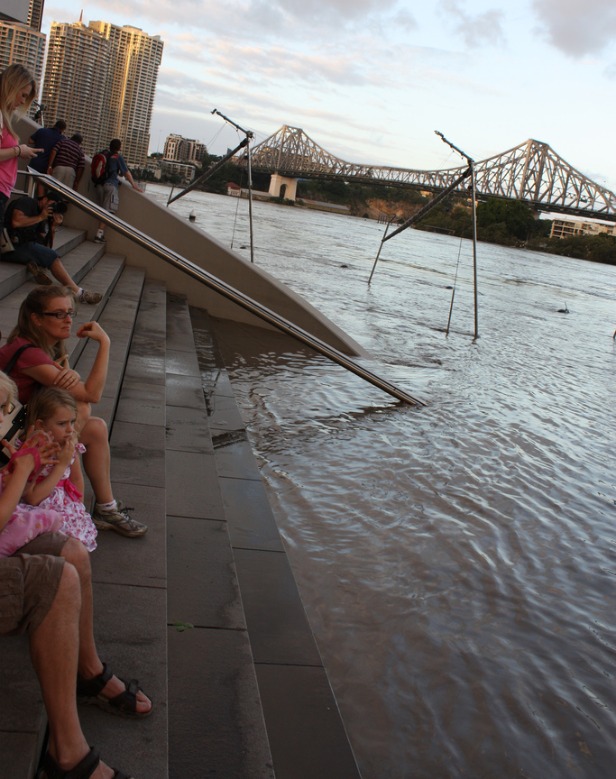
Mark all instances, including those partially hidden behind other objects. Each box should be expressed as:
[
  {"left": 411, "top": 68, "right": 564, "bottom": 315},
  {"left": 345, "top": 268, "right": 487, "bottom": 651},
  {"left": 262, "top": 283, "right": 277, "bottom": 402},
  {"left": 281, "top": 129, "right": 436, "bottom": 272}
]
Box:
[
  {"left": 77, "top": 662, "right": 152, "bottom": 719},
  {"left": 39, "top": 747, "right": 133, "bottom": 778}
]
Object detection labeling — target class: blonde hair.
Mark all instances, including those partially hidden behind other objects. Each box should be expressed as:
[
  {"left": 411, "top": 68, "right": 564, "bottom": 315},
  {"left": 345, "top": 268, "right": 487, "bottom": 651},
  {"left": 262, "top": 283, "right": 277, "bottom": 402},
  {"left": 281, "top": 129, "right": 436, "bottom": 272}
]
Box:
[
  {"left": 0, "top": 371, "right": 18, "bottom": 407},
  {"left": 0, "top": 64, "right": 37, "bottom": 137},
  {"left": 26, "top": 386, "right": 76, "bottom": 430}
]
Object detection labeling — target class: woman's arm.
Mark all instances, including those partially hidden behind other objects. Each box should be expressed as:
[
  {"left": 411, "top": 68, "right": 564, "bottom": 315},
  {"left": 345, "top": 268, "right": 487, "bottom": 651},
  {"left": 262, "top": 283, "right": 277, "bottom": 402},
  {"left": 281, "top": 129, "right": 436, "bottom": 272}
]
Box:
[
  {"left": 0, "top": 144, "right": 41, "bottom": 163},
  {"left": 20, "top": 323, "right": 111, "bottom": 403}
]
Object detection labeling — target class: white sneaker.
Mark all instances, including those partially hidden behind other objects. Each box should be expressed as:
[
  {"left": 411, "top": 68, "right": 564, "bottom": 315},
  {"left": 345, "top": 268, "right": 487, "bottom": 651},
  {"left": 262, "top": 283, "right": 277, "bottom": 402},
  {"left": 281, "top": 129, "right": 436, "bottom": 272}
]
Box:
[
  {"left": 94, "top": 230, "right": 105, "bottom": 243},
  {"left": 78, "top": 289, "right": 102, "bottom": 304}
]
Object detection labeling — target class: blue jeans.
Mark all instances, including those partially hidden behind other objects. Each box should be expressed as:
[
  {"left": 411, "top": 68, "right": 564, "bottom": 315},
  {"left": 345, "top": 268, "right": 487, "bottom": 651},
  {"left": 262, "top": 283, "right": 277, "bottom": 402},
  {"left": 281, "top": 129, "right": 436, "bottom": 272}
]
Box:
[{"left": 1, "top": 241, "right": 59, "bottom": 269}]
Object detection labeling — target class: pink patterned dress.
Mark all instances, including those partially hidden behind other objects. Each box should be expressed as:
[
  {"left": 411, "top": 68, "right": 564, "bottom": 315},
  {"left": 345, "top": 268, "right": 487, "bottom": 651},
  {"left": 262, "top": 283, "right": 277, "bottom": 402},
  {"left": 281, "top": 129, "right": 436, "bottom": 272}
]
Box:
[
  {"left": 0, "top": 472, "right": 63, "bottom": 557},
  {"left": 35, "top": 443, "right": 97, "bottom": 552}
]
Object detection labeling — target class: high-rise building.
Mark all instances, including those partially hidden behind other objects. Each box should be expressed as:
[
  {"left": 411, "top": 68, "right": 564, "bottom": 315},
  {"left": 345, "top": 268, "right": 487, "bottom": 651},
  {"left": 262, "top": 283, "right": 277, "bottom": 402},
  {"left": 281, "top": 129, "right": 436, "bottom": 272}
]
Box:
[
  {"left": 42, "top": 19, "right": 163, "bottom": 166},
  {"left": 0, "top": 0, "right": 45, "bottom": 86},
  {"left": 88, "top": 21, "right": 163, "bottom": 167},
  {"left": 164, "top": 134, "right": 207, "bottom": 164},
  {"left": 42, "top": 21, "right": 110, "bottom": 155},
  {"left": 26, "top": 0, "right": 44, "bottom": 32}
]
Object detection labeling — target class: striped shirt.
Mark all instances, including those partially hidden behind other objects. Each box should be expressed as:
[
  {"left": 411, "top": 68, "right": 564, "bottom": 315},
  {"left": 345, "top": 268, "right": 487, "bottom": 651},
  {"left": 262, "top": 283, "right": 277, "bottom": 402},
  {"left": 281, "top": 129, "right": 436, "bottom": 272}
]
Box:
[{"left": 50, "top": 138, "right": 85, "bottom": 173}]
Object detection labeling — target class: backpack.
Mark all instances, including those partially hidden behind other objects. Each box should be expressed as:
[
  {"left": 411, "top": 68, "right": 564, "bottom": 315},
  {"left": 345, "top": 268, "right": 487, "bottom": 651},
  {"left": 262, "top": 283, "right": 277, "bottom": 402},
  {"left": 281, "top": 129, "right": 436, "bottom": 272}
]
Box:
[{"left": 91, "top": 150, "right": 110, "bottom": 185}]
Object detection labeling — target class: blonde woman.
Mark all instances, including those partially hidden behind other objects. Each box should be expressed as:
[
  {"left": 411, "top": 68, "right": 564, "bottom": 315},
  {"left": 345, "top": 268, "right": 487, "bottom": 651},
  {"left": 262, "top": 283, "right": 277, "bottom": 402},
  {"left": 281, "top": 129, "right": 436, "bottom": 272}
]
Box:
[{"left": 0, "top": 64, "right": 42, "bottom": 227}]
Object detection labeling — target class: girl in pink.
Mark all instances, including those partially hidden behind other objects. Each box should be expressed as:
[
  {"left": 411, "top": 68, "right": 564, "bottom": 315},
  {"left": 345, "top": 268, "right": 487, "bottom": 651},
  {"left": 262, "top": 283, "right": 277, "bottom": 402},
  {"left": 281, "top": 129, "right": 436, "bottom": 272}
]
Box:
[
  {"left": 0, "top": 371, "right": 62, "bottom": 557},
  {"left": 22, "top": 386, "right": 98, "bottom": 551}
]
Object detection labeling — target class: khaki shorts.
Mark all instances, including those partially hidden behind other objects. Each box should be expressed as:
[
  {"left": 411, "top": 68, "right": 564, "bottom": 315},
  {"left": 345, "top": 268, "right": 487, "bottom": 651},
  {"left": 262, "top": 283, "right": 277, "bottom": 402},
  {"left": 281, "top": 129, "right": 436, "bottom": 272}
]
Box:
[{"left": 0, "top": 532, "right": 68, "bottom": 636}]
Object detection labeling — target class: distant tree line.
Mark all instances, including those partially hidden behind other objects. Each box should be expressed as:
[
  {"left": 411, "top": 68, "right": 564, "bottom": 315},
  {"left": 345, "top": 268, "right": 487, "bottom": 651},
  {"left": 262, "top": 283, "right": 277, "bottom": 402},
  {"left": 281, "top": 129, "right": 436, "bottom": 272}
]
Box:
[
  {"left": 296, "top": 180, "right": 616, "bottom": 265},
  {"left": 145, "top": 159, "right": 616, "bottom": 265}
]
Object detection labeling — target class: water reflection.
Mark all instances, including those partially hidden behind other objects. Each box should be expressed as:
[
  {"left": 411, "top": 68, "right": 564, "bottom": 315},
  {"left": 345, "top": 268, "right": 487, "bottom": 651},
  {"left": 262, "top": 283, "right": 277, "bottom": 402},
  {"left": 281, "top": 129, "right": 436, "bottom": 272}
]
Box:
[{"left": 150, "top": 185, "right": 616, "bottom": 779}]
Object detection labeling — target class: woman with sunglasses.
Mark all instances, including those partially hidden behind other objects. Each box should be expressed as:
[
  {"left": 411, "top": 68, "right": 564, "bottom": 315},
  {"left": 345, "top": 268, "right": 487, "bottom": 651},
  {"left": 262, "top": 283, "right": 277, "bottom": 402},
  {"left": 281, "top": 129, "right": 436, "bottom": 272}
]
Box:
[{"left": 0, "top": 286, "right": 148, "bottom": 538}]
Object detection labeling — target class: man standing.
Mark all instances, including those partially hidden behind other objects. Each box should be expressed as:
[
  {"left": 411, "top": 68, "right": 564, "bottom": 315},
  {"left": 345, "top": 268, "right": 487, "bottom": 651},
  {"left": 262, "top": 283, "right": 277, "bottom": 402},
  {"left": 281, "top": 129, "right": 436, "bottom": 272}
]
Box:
[
  {"left": 1, "top": 190, "right": 101, "bottom": 303},
  {"left": 28, "top": 119, "right": 66, "bottom": 175},
  {"left": 28, "top": 119, "right": 67, "bottom": 197},
  {"left": 48, "top": 132, "right": 86, "bottom": 190},
  {"left": 94, "top": 138, "right": 143, "bottom": 243}
]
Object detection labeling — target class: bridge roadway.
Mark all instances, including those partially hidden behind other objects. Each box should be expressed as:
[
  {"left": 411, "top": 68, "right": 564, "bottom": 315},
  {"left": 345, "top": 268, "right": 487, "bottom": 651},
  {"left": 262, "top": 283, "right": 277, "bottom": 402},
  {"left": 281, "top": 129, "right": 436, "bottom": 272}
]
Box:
[{"left": 240, "top": 125, "right": 616, "bottom": 221}]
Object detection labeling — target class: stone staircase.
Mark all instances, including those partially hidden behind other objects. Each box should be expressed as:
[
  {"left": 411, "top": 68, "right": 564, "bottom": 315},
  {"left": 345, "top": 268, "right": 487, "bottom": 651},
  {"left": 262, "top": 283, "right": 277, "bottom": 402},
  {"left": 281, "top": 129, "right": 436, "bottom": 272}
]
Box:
[{"left": 0, "top": 228, "right": 361, "bottom": 778}]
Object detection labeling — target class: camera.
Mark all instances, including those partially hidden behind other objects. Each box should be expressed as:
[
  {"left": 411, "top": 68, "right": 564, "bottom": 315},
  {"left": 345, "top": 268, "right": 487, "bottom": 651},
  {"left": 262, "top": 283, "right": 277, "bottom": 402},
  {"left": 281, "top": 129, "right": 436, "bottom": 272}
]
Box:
[{"left": 51, "top": 200, "right": 68, "bottom": 214}]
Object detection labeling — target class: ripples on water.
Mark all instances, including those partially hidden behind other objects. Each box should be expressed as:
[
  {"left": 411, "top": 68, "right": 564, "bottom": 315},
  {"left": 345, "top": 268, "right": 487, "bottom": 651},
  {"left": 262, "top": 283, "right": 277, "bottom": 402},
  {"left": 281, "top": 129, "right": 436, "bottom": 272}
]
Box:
[{"left": 150, "top": 186, "right": 615, "bottom": 778}]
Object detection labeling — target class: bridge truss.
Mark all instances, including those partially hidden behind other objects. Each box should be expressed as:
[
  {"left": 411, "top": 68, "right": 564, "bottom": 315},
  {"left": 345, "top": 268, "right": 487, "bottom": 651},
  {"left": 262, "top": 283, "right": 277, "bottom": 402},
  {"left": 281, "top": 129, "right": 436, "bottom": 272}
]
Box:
[{"left": 244, "top": 125, "right": 616, "bottom": 220}]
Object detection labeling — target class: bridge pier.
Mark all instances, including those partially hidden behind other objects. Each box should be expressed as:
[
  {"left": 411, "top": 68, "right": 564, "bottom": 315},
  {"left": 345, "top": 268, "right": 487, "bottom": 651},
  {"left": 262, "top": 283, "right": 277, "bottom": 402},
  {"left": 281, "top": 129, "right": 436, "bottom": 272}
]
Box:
[{"left": 269, "top": 173, "right": 298, "bottom": 201}]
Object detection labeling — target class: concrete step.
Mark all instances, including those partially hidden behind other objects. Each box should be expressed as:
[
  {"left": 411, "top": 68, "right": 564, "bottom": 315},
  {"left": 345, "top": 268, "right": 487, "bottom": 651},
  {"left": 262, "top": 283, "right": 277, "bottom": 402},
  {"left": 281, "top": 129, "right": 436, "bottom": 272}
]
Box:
[
  {"left": 78, "top": 279, "right": 169, "bottom": 779},
  {"left": 165, "top": 293, "right": 274, "bottom": 778}
]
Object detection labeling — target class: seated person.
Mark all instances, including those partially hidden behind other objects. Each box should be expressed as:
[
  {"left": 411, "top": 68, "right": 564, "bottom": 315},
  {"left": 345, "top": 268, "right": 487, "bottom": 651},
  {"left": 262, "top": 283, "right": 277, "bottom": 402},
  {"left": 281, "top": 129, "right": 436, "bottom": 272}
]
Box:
[
  {"left": 0, "top": 387, "right": 151, "bottom": 778},
  {"left": 0, "top": 286, "right": 148, "bottom": 538},
  {"left": 1, "top": 190, "right": 101, "bottom": 304}
]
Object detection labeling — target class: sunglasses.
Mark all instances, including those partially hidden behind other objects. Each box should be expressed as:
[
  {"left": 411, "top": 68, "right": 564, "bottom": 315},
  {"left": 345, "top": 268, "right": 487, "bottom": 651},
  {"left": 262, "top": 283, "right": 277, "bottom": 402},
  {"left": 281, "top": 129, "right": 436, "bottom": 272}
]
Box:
[{"left": 41, "top": 309, "right": 76, "bottom": 320}]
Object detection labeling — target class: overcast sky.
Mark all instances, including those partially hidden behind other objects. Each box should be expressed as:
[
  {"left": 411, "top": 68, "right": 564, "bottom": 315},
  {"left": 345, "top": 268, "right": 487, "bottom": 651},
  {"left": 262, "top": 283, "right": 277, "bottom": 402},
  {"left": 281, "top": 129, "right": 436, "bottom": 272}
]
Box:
[{"left": 42, "top": 0, "right": 616, "bottom": 191}]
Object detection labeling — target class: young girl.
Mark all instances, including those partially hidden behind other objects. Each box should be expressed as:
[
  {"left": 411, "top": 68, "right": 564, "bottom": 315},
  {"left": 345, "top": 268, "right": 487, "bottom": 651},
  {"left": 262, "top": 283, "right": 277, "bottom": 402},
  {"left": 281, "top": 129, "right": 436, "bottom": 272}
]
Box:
[
  {"left": 0, "top": 371, "right": 62, "bottom": 557},
  {"left": 22, "top": 386, "right": 98, "bottom": 551}
]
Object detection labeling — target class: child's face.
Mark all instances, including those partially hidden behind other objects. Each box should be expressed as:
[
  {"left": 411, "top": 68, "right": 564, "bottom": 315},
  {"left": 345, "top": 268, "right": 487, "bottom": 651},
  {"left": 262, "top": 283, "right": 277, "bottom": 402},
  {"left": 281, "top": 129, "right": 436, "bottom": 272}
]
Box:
[{"left": 40, "top": 405, "right": 76, "bottom": 444}]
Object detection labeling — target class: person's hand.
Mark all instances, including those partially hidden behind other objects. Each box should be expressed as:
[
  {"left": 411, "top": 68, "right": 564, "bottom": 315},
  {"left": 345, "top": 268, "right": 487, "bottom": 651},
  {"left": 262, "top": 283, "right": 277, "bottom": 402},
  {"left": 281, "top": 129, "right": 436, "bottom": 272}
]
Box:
[
  {"left": 19, "top": 145, "right": 42, "bottom": 161},
  {"left": 21, "top": 428, "right": 60, "bottom": 468},
  {"left": 76, "top": 321, "right": 109, "bottom": 344},
  {"left": 53, "top": 365, "right": 80, "bottom": 389},
  {"left": 57, "top": 434, "right": 76, "bottom": 468},
  {"left": 133, "top": 183, "right": 144, "bottom": 193}
]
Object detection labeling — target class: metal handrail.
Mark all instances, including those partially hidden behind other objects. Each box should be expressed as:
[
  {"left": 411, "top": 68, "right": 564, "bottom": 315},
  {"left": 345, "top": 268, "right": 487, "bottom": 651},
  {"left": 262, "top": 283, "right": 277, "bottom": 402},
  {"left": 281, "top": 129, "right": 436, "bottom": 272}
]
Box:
[{"left": 29, "top": 171, "right": 426, "bottom": 406}]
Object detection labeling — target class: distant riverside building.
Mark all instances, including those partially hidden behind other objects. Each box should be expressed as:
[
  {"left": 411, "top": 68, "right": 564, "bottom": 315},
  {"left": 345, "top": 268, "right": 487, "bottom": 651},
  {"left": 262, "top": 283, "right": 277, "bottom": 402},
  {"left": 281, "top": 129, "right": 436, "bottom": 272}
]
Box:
[
  {"left": 550, "top": 218, "right": 616, "bottom": 239},
  {"left": 0, "top": 0, "right": 45, "bottom": 85},
  {"left": 42, "top": 18, "right": 163, "bottom": 167},
  {"left": 163, "top": 133, "right": 207, "bottom": 164},
  {"left": 160, "top": 159, "right": 196, "bottom": 184}
]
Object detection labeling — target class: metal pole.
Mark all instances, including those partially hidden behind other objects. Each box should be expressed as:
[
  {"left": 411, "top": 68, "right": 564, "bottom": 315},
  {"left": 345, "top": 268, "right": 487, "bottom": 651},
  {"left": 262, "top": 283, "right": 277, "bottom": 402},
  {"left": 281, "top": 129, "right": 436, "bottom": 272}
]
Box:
[
  {"left": 246, "top": 139, "right": 255, "bottom": 264},
  {"left": 31, "top": 172, "right": 425, "bottom": 406},
  {"left": 166, "top": 138, "right": 249, "bottom": 206},
  {"left": 383, "top": 168, "right": 471, "bottom": 242},
  {"left": 368, "top": 217, "right": 394, "bottom": 285},
  {"left": 471, "top": 161, "right": 479, "bottom": 340}
]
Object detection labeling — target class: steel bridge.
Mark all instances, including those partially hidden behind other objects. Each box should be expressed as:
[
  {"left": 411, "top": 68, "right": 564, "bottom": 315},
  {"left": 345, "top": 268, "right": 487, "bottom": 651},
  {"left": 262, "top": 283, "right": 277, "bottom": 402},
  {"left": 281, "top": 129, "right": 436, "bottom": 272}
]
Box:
[{"left": 241, "top": 125, "right": 616, "bottom": 221}]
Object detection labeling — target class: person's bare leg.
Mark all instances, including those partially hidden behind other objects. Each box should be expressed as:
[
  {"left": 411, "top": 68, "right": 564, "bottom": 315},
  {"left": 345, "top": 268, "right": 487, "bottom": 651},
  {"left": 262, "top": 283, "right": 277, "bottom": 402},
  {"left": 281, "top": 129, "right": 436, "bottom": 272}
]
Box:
[
  {"left": 50, "top": 258, "right": 80, "bottom": 296},
  {"left": 29, "top": 562, "right": 116, "bottom": 778},
  {"left": 59, "top": 537, "right": 152, "bottom": 715},
  {"left": 79, "top": 416, "right": 114, "bottom": 504}
]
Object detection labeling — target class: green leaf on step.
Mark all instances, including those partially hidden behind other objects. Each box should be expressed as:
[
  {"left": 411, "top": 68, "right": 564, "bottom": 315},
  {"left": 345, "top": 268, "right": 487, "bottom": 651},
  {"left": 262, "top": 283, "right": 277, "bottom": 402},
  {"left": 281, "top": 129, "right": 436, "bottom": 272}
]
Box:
[{"left": 171, "top": 620, "right": 195, "bottom": 632}]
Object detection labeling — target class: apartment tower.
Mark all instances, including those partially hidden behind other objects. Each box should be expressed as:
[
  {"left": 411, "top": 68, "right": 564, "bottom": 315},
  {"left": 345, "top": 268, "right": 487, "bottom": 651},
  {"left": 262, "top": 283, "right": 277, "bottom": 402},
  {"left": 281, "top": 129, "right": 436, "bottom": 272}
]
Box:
[
  {"left": 89, "top": 22, "right": 163, "bottom": 167},
  {"left": 42, "top": 19, "right": 163, "bottom": 166},
  {"left": 42, "top": 21, "right": 110, "bottom": 156},
  {"left": 0, "top": 0, "right": 45, "bottom": 85}
]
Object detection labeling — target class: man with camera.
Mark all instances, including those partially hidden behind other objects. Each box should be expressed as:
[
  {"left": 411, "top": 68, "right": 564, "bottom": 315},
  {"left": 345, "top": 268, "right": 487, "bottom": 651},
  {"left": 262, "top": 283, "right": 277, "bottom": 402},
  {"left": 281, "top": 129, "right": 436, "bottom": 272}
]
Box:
[{"left": 1, "top": 190, "right": 101, "bottom": 303}]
